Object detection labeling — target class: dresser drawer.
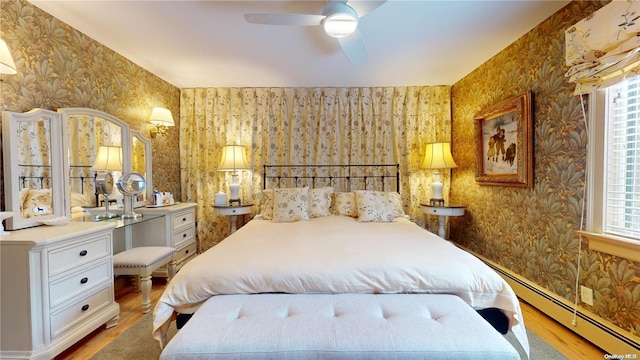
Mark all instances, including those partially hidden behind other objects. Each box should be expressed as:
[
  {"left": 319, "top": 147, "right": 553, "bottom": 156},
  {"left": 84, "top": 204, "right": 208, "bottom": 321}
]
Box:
[
  {"left": 48, "top": 234, "right": 111, "bottom": 277},
  {"left": 173, "top": 225, "right": 195, "bottom": 249},
  {"left": 172, "top": 209, "right": 194, "bottom": 231},
  {"left": 50, "top": 285, "right": 113, "bottom": 338},
  {"left": 175, "top": 241, "right": 197, "bottom": 264},
  {"left": 49, "top": 259, "right": 112, "bottom": 308}
]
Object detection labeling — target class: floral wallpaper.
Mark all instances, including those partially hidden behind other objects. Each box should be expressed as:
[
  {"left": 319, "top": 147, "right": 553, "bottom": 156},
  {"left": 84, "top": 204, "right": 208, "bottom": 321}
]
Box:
[
  {"left": 451, "top": 0, "right": 639, "bottom": 339},
  {"left": 0, "top": 0, "right": 181, "bottom": 208}
]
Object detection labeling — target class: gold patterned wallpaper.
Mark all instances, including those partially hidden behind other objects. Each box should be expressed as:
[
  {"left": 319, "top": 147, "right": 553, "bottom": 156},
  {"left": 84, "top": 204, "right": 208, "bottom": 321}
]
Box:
[
  {"left": 451, "top": 0, "right": 639, "bottom": 340},
  {"left": 0, "top": 0, "right": 181, "bottom": 205}
]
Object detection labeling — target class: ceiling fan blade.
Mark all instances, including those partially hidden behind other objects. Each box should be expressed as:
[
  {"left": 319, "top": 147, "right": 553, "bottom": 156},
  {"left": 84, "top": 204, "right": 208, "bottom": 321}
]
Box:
[
  {"left": 346, "top": 0, "right": 387, "bottom": 17},
  {"left": 338, "top": 30, "right": 368, "bottom": 65},
  {"left": 244, "top": 13, "right": 325, "bottom": 26}
]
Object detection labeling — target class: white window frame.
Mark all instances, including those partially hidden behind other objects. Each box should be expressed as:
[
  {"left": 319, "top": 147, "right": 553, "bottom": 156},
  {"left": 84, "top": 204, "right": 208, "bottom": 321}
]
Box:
[{"left": 582, "top": 84, "right": 640, "bottom": 262}]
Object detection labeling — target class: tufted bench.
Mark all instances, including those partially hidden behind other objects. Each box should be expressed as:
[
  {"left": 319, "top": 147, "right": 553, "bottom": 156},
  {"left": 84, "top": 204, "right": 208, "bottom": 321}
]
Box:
[
  {"left": 160, "top": 293, "right": 520, "bottom": 360},
  {"left": 113, "top": 246, "right": 176, "bottom": 313}
]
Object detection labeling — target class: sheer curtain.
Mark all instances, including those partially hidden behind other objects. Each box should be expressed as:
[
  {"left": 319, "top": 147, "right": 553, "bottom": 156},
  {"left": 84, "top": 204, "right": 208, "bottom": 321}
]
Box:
[{"left": 180, "top": 86, "right": 451, "bottom": 250}]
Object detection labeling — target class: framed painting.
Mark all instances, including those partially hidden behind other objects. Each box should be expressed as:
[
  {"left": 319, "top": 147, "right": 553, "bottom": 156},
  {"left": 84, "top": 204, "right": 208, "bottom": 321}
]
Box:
[{"left": 475, "top": 91, "right": 533, "bottom": 187}]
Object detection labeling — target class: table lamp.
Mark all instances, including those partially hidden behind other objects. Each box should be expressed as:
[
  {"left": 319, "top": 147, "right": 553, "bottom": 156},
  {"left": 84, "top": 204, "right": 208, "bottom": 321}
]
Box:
[
  {"left": 218, "top": 145, "right": 250, "bottom": 205},
  {"left": 421, "top": 142, "right": 457, "bottom": 206}
]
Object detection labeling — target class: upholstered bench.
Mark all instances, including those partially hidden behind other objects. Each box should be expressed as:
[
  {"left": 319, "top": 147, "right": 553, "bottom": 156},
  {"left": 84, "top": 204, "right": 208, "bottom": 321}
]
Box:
[
  {"left": 113, "top": 246, "right": 176, "bottom": 313},
  {"left": 160, "top": 293, "right": 520, "bottom": 360}
]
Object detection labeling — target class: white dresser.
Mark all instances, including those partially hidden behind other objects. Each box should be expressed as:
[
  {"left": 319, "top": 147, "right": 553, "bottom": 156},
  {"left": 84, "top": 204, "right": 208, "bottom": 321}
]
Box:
[
  {"left": 0, "top": 222, "right": 120, "bottom": 359},
  {"left": 134, "top": 202, "right": 197, "bottom": 275}
]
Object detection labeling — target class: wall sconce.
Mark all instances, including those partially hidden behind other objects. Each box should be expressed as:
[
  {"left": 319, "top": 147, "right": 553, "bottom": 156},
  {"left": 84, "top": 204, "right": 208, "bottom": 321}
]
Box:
[
  {"left": 421, "top": 142, "right": 457, "bottom": 206},
  {"left": 217, "top": 145, "right": 251, "bottom": 204},
  {"left": 149, "top": 107, "right": 174, "bottom": 138},
  {"left": 0, "top": 38, "right": 17, "bottom": 75}
]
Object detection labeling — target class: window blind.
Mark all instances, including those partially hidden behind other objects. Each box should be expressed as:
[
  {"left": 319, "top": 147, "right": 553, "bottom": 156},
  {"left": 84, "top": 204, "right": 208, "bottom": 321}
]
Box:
[{"left": 606, "top": 76, "right": 640, "bottom": 240}]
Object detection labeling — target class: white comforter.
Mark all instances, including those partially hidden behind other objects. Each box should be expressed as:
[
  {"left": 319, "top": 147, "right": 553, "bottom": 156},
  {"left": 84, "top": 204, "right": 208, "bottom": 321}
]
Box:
[{"left": 153, "top": 215, "right": 529, "bottom": 355}]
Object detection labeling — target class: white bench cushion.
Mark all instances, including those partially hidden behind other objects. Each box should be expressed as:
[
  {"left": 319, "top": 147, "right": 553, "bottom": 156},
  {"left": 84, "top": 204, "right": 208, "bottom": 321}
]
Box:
[
  {"left": 113, "top": 246, "right": 175, "bottom": 268},
  {"left": 160, "top": 293, "right": 519, "bottom": 360}
]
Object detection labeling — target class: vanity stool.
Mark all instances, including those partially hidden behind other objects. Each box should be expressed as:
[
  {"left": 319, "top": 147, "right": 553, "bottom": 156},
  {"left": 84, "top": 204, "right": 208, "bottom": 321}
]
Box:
[{"left": 113, "top": 246, "right": 176, "bottom": 313}]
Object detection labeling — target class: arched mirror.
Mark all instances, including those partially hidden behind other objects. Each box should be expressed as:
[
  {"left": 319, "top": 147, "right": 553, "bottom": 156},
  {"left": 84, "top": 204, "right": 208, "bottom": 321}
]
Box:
[
  {"left": 2, "top": 109, "right": 67, "bottom": 230},
  {"left": 59, "top": 108, "right": 131, "bottom": 215},
  {"left": 131, "top": 130, "right": 153, "bottom": 205}
]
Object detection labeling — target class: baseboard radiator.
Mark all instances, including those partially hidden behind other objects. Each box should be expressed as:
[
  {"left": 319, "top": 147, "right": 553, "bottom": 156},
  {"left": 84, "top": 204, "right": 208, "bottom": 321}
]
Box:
[{"left": 465, "top": 248, "right": 640, "bottom": 355}]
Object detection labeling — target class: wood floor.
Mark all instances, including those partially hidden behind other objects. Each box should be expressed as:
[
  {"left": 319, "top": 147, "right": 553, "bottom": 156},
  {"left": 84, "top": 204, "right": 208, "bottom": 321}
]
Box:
[{"left": 55, "top": 278, "right": 606, "bottom": 360}]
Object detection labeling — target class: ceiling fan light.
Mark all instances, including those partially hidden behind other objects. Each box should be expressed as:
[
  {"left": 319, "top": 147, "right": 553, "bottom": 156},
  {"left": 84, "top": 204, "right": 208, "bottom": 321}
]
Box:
[{"left": 323, "top": 14, "right": 358, "bottom": 38}]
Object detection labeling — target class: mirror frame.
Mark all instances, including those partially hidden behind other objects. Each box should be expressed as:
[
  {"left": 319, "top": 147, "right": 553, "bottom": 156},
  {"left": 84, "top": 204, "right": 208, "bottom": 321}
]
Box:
[
  {"left": 2, "top": 109, "right": 68, "bottom": 230},
  {"left": 130, "top": 129, "right": 153, "bottom": 204}
]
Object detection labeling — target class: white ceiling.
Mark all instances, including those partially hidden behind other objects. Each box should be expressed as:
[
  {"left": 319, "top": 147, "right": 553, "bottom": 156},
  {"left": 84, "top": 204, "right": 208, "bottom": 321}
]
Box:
[{"left": 29, "top": 0, "right": 570, "bottom": 88}]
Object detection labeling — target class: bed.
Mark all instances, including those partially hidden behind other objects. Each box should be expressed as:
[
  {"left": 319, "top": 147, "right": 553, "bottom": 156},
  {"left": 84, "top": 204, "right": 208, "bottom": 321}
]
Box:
[{"left": 152, "top": 164, "right": 529, "bottom": 359}]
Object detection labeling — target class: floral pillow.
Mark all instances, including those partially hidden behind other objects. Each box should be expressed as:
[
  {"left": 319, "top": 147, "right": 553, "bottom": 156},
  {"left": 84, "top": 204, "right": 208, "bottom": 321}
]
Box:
[
  {"left": 386, "top": 192, "right": 407, "bottom": 218},
  {"left": 309, "top": 187, "right": 334, "bottom": 218},
  {"left": 272, "top": 187, "right": 310, "bottom": 222},
  {"left": 354, "top": 190, "right": 395, "bottom": 223},
  {"left": 21, "top": 189, "right": 53, "bottom": 218},
  {"left": 258, "top": 189, "right": 274, "bottom": 220},
  {"left": 331, "top": 192, "right": 358, "bottom": 217}
]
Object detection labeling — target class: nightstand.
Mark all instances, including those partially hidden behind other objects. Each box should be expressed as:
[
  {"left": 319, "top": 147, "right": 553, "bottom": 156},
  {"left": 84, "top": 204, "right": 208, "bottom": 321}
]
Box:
[
  {"left": 214, "top": 204, "right": 254, "bottom": 233},
  {"left": 421, "top": 204, "right": 465, "bottom": 239}
]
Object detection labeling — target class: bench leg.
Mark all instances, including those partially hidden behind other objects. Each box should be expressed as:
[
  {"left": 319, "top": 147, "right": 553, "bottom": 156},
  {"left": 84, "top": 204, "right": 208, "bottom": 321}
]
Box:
[
  {"left": 140, "top": 275, "right": 152, "bottom": 313},
  {"left": 167, "top": 260, "right": 176, "bottom": 283}
]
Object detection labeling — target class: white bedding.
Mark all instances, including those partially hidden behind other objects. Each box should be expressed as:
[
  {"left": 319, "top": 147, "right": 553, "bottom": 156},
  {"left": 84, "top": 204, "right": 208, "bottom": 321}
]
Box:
[{"left": 153, "top": 215, "right": 529, "bottom": 356}]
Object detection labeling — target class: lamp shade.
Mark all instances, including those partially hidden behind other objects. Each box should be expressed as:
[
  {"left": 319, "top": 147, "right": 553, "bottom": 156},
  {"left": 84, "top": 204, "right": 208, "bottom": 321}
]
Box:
[
  {"left": 93, "top": 146, "right": 122, "bottom": 170},
  {"left": 0, "top": 38, "right": 17, "bottom": 75},
  {"left": 149, "top": 107, "right": 175, "bottom": 127},
  {"left": 218, "top": 145, "right": 250, "bottom": 172},
  {"left": 421, "top": 142, "right": 458, "bottom": 169}
]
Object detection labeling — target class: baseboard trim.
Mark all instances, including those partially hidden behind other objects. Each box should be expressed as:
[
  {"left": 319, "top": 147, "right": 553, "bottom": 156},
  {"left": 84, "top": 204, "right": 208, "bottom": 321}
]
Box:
[{"left": 462, "top": 247, "right": 640, "bottom": 355}]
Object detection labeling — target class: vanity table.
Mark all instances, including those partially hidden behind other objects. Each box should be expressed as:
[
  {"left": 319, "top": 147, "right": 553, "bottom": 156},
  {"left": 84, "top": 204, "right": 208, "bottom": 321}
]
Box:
[{"left": 0, "top": 222, "right": 120, "bottom": 359}]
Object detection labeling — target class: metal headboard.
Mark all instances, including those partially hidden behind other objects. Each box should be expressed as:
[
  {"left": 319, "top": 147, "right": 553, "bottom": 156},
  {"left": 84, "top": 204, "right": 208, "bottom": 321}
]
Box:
[{"left": 263, "top": 164, "right": 400, "bottom": 192}]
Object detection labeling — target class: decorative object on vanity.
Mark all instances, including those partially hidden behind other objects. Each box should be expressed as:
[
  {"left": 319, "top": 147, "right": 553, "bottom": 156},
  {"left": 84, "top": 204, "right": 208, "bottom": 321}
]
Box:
[
  {"left": 117, "top": 172, "right": 146, "bottom": 219},
  {"left": 2, "top": 109, "right": 67, "bottom": 230},
  {"left": 475, "top": 90, "right": 533, "bottom": 187},
  {"left": 0, "top": 212, "right": 14, "bottom": 235},
  {"left": 214, "top": 204, "right": 254, "bottom": 233},
  {"left": 149, "top": 190, "right": 176, "bottom": 207},
  {"left": 148, "top": 107, "right": 174, "bottom": 138},
  {"left": 218, "top": 144, "right": 251, "bottom": 205},
  {"left": 0, "top": 38, "right": 17, "bottom": 75},
  {"left": 421, "top": 142, "right": 457, "bottom": 206},
  {"left": 244, "top": 0, "right": 387, "bottom": 66},
  {"left": 421, "top": 204, "right": 465, "bottom": 239}
]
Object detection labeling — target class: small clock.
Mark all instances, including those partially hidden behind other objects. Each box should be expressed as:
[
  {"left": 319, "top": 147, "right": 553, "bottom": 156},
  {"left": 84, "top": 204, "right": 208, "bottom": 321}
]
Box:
[{"left": 95, "top": 172, "right": 114, "bottom": 195}]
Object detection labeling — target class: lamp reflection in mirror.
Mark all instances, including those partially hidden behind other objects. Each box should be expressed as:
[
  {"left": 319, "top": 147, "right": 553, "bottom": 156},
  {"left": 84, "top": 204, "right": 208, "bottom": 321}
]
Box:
[
  {"left": 0, "top": 38, "right": 17, "bottom": 75},
  {"left": 149, "top": 107, "right": 174, "bottom": 138},
  {"left": 218, "top": 145, "right": 250, "bottom": 205},
  {"left": 421, "top": 142, "right": 457, "bottom": 205},
  {"left": 93, "top": 145, "right": 122, "bottom": 219}
]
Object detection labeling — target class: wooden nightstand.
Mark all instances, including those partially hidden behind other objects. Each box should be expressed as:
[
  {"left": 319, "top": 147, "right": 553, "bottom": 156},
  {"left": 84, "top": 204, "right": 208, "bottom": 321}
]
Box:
[
  {"left": 421, "top": 204, "right": 465, "bottom": 239},
  {"left": 214, "top": 204, "right": 254, "bottom": 233}
]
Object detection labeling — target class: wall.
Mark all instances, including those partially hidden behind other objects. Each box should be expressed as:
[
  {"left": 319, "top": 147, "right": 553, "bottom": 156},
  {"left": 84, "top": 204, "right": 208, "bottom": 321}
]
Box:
[
  {"left": 451, "top": 0, "right": 639, "bottom": 341},
  {"left": 0, "top": 0, "right": 181, "bottom": 203}
]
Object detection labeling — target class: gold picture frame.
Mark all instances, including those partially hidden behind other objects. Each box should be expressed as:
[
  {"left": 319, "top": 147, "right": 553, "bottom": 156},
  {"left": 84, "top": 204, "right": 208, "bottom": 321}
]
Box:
[{"left": 475, "top": 91, "right": 533, "bottom": 187}]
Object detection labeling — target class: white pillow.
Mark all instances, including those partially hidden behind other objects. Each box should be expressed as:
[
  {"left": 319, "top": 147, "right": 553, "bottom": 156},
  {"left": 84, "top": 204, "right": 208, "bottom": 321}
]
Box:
[
  {"left": 354, "top": 190, "right": 395, "bottom": 223},
  {"left": 272, "top": 187, "right": 310, "bottom": 222},
  {"left": 309, "top": 187, "right": 334, "bottom": 218},
  {"left": 386, "top": 192, "right": 406, "bottom": 218},
  {"left": 331, "top": 192, "right": 358, "bottom": 217}
]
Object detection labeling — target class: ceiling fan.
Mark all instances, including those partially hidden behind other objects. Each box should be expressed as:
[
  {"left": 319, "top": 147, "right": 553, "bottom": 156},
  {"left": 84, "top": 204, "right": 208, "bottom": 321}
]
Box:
[{"left": 244, "top": 0, "right": 386, "bottom": 65}]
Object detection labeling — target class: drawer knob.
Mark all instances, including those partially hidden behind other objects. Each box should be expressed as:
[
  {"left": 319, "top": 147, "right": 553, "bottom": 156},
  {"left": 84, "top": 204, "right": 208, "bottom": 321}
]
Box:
[
  {"left": 182, "top": 217, "right": 187, "bottom": 222},
  {"left": 185, "top": 249, "right": 189, "bottom": 254},
  {"left": 79, "top": 250, "right": 88, "bottom": 256},
  {"left": 183, "top": 233, "right": 187, "bottom": 238},
  {"left": 81, "top": 304, "right": 90, "bottom": 311},
  {"left": 80, "top": 277, "right": 88, "bottom": 284}
]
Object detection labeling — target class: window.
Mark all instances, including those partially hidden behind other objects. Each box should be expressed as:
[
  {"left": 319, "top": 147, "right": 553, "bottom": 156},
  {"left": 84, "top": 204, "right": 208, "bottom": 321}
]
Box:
[{"left": 585, "top": 75, "right": 640, "bottom": 259}]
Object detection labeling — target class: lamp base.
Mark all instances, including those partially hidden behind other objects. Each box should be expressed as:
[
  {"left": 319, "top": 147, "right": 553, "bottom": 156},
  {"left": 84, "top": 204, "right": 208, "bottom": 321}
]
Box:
[{"left": 429, "top": 198, "right": 445, "bottom": 206}]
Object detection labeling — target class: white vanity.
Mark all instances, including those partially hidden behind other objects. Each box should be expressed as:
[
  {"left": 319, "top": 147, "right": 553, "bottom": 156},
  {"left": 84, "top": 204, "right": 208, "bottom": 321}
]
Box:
[{"left": 0, "top": 108, "right": 196, "bottom": 358}]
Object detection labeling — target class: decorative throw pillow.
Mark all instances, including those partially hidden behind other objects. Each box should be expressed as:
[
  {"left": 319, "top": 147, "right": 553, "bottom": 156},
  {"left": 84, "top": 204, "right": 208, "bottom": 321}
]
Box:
[
  {"left": 258, "top": 189, "right": 274, "bottom": 220},
  {"left": 272, "top": 187, "right": 310, "bottom": 222},
  {"left": 21, "top": 189, "right": 53, "bottom": 218},
  {"left": 331, "top": 192, "right": 358, "bottom": 217},
  {"left": 386, "top": 192, "right": 406, "bottom": 218},
  {"left": 309, "top": 187, "right": 334, "bottom": 218},
  {"left": 354, "top": 190, "right": 395, "bottom": 223}
]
